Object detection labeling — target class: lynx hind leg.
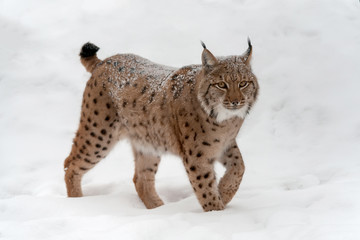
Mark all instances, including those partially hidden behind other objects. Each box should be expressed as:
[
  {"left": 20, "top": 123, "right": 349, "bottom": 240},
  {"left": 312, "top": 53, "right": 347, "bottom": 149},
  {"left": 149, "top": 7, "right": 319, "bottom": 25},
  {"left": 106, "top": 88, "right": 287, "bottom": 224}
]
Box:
[
  {"left": 132, "top": 148, "right": 163, "bottom": 209},
  {"left": 64, "top": 83, "right": 121, "bottom": 197},
  {"left": 218, "top": 142, "right": 245, "bottom": 205}
]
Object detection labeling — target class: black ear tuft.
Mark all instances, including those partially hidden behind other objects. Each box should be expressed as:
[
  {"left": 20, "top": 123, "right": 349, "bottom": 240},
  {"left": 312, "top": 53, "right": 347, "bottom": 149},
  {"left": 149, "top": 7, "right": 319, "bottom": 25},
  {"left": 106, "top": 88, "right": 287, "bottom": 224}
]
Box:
[
  {"left": 247, "top": 37, "right": 252, "bottom": 49},
  {"left": 245, "top": 37, "right": 252, "bottom": 58},
  {"left": 242, "top": 37, "right": 253, "bottom": 65},
  {"left": 201, "top": 41, "right": 207, "bottom": 49},
  {"left": 80, "top": 42, "right": 100, "bottom": 58}
]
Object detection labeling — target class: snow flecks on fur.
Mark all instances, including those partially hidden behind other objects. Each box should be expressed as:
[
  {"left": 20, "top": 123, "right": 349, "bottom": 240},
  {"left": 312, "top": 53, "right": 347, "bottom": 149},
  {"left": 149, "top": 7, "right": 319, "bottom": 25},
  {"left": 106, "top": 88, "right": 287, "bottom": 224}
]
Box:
[
  {"left": 217, "top": 56, "right": 256, "bottom": 81},
  {"left": 104, "top": 54, "right": 176, "bottom": 101},
  {"left": 170, "top": 65, "right": 200, "bottom": 99},
  {"left": 104, "top": 54, "right": 200, "bottom": 104}
]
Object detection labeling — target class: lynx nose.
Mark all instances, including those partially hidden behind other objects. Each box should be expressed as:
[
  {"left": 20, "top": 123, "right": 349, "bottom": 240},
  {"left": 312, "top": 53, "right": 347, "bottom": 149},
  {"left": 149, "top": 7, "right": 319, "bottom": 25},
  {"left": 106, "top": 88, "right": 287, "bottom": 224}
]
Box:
[{"left": 231, "top": 101, "right": 240, "bottom": 106}]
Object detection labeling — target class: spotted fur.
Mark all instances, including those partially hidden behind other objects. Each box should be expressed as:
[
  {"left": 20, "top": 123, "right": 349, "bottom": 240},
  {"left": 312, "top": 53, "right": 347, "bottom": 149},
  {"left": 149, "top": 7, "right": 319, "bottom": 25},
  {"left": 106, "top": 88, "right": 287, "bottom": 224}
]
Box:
[{"left": 64, "top": 40, "right": 259, "bottom": 211}]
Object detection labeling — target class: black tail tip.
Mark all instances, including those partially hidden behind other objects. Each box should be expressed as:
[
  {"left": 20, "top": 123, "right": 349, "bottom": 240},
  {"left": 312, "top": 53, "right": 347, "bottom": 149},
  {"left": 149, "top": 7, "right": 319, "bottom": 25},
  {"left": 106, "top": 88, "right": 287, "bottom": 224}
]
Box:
[{"left": 80, "top": 42, "right": 99, "bottom": 58}]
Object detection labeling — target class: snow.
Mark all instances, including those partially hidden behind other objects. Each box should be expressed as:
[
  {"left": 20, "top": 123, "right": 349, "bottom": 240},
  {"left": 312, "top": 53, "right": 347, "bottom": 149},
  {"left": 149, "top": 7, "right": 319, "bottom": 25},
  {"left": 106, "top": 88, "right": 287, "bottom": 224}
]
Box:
[{"left": 1, "top": 0, "right": 360, "bottom": 239}]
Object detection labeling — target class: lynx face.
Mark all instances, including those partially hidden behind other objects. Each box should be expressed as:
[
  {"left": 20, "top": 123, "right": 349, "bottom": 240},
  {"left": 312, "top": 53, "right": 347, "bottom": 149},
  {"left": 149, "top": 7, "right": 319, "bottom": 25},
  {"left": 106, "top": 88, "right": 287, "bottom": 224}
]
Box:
[{"left": 198, "top": 50, "right": 259, "bottom": 122}]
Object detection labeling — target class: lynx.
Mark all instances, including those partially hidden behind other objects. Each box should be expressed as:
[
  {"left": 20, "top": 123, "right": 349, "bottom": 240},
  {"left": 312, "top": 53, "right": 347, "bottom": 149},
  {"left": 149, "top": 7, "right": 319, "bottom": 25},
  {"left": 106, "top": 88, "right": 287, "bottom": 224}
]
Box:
[{"left": 64, "top": 40, "right": 259, "bottom": 211}]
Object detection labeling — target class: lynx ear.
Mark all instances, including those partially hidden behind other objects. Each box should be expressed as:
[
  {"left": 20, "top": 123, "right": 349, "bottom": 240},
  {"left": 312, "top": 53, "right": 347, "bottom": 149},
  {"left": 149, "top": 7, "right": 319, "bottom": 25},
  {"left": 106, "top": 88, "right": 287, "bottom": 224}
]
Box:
[
  {"left": 201, "top": 41, "right": 218, "bottom": 70},
  {"left": 242, "top": 37, "right": 252, "bottom": 66}
]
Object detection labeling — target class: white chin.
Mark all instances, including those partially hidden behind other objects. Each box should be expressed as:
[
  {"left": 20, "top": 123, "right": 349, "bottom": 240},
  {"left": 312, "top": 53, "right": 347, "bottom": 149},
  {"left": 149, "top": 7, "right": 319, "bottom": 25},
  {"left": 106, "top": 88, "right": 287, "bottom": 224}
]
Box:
[{"left": 214, "top": 104, "right": 249, "bottom": 122}]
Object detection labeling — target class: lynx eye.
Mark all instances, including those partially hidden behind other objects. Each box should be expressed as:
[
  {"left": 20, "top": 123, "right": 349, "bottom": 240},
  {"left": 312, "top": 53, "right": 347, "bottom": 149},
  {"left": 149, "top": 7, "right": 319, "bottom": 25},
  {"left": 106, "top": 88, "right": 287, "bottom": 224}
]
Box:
[
  {"left": 216, "top": 82, "right": 227, "bottom": 89},
  {"left": 239, "top": 81, "right": 249, "bottom": 88}
]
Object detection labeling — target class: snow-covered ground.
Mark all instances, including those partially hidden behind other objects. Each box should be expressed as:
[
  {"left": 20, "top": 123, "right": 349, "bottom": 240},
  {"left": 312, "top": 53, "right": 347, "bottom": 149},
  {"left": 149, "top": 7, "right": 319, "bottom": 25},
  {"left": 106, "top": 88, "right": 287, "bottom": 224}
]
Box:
[{"left": 1, "top": 0, "right": 360, "bottom": 239}]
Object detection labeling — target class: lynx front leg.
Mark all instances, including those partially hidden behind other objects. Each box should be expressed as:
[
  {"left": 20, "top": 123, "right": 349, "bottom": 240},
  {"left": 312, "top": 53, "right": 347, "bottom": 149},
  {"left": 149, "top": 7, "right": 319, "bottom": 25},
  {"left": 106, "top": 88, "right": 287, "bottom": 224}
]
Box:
[
  {"left": 132, "top": 149, "right": 164, "bottom": 209},
  {"left": 218, "top": 141, "right": 245, "bottom": 205},
  {"left": 183, "top": 156, "right": 224, "bottom": 211}
]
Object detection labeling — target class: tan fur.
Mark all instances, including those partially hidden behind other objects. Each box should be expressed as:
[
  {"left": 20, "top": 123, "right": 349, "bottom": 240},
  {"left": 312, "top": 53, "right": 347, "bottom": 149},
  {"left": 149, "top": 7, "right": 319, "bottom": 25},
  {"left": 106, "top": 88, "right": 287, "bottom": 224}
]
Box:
[{"left": 64, "top": 41, "right": 259, "bottom": 211}]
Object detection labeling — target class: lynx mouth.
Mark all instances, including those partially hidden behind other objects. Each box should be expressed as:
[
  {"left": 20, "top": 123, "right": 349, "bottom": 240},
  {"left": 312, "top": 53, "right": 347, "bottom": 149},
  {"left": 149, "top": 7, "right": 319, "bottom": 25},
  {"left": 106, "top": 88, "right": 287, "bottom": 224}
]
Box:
[
  {"left": 215, "top": 103, "right": 249, "bottom": 122},
  {"left": 224, "top": 105, "right": 243, "bottom": 110}
]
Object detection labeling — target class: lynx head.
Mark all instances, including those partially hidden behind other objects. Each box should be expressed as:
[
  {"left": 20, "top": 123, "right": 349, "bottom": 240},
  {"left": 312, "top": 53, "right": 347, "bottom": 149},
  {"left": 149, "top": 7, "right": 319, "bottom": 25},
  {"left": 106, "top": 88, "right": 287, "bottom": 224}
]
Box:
[{"left": 197, "top": 39, "right": 259, "bottom": 122}]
